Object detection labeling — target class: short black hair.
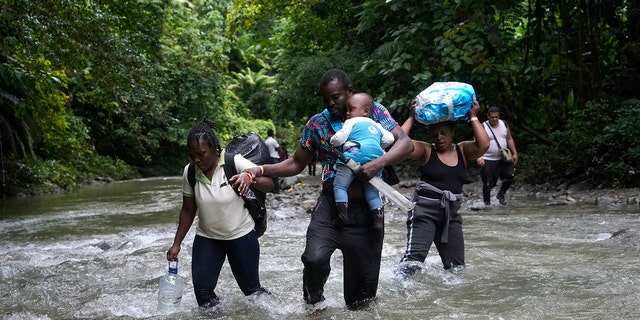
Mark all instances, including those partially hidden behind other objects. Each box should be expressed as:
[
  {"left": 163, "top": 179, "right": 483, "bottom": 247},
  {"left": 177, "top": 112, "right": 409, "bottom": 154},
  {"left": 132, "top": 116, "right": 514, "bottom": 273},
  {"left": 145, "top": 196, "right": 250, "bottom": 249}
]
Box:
[
  {"left": 487, "top": 106, "right": 500, "bottom": 113},
  {"left": 319, "top": 68, "right": 352, "bottom": 92},
  {"left": 267, "top": 129, "right": 274, "bottom": 137},
  {"left": 187, "top": 121, "right": 222, "bottom": 155}
]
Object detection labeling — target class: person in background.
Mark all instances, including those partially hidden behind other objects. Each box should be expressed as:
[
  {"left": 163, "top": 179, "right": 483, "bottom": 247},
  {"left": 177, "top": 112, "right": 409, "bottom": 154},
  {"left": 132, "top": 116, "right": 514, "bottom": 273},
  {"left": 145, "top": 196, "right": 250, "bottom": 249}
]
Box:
[
  {"left": 264, "top": 129, "right": 281, "bottom": 193},
  {"left": 397, "top": 100, "right": 489, "bottom": 278},
  {"left": 242, "top": 69, "right": 413, "bottom": 311},
  {"left": 166, "top": 121, "right": 274, "bottom": 310},
  {"left": 278, "top": 142, "right": 289, "bottom": 162},
  {"left": 476, "top": 106, "right": 518, "bottom": 205},
  {"left": 330, "top": 92, "right": 395, "bottom": 240}
]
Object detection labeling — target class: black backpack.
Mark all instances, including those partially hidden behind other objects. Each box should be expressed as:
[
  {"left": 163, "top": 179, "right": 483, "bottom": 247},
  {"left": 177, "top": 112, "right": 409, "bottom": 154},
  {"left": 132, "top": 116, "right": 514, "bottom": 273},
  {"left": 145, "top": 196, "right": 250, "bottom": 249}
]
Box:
[{"left": 187, "top": 132, "right": 270, "bottom": 237}]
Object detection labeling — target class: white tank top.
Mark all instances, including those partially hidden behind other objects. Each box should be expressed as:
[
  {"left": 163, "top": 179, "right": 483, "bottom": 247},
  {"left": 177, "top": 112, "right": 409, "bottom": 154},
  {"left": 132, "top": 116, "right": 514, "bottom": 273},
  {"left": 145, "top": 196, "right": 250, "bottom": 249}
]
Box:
[{"left": 483, "top": 120, "right": 508, "bottom": 161}]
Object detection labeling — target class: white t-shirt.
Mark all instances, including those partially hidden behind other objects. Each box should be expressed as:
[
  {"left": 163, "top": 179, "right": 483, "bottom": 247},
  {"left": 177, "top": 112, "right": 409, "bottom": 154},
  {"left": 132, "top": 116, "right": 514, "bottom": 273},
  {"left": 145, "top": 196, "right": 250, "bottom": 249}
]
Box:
[
  {"left": 182, "top": 151, "right": 257, "bottom": 240},
  {"left": 265, "top": 136, "right": 280, "bottom": 158}
]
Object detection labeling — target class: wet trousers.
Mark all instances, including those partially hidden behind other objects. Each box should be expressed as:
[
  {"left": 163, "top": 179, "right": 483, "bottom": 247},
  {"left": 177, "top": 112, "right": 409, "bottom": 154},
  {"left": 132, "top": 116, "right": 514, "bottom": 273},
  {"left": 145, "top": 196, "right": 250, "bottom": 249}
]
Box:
[
  {"left": 301, "top": 188, "right": 383, "bottom": 309},
  {"left": 191, "top": 232, "right": 261, "bottom": 306},
  {"left": 400, "top": 196, "right": 464, "bottom": 269},
  {"left": 480, "top": 159, "right": 515, "bottom": 202}
]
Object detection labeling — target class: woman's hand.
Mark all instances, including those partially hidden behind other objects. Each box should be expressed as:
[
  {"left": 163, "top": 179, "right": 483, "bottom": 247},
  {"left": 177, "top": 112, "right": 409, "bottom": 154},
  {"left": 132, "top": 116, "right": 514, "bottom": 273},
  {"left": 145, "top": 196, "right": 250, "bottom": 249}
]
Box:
[
  {"left": 408, "top": 97, "right": 417, "bottom": 119},
  {"left": 229, "top": 171, "right": 255, "bottom": 196},
  {"left": 401, "top": 98, "right": 418, "bottom": 135},
  {"left": 469, "top": 100, "right": 480, "bottom": 118},
  {"left": 167, "top": 244, "right": 180, "bottom": 261}
]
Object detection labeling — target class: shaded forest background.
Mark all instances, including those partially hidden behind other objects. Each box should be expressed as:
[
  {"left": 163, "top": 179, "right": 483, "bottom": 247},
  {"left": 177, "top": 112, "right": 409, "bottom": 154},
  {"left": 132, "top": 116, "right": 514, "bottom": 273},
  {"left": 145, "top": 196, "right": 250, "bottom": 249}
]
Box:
[{"left": 1, "top": 0, "right": 639, "bottom": 196}]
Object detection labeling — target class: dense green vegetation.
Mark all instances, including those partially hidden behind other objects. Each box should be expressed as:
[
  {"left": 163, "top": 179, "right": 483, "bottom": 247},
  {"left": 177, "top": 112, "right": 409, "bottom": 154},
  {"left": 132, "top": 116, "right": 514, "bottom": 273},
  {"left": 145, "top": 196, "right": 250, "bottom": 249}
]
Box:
[{"left": 1, "top": 0, "right": 638, "bottom": 196}]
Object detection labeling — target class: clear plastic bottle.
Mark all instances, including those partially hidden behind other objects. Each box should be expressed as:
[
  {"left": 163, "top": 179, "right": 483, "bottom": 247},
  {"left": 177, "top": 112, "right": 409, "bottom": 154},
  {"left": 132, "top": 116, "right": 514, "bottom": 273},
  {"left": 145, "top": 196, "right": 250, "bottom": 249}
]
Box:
[{"left": 157, "top": 260, "right": 184, "bottom": 313}]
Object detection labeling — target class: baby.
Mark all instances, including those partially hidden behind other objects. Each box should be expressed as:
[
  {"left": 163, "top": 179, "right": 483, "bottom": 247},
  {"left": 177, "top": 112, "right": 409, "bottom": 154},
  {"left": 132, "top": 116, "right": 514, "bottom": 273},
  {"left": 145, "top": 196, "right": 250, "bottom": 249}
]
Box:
[{"left": 330, "top": 93, "right": 395, "bottom": 239}]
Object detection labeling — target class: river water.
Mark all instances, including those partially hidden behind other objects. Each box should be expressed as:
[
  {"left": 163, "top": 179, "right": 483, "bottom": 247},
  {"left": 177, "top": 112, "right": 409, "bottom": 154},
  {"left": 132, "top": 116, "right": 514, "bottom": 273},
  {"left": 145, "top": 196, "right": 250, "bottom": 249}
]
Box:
[{"left": 1, "top": 176, "right": 638, "bottom": 320}]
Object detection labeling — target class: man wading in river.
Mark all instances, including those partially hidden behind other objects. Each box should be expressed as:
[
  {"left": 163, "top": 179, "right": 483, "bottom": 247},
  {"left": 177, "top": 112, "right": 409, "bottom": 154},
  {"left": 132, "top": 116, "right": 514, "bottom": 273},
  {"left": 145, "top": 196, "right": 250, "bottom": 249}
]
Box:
[{"left": 242, "top": 69, "right": 413, "bottom": 311}]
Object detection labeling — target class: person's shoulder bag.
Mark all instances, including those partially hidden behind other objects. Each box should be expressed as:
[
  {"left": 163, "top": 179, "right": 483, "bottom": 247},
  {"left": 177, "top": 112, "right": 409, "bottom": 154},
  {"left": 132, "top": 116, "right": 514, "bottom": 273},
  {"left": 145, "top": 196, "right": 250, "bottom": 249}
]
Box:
[{"left": 485, "top": 120, "right": 513, "bottom": 163}]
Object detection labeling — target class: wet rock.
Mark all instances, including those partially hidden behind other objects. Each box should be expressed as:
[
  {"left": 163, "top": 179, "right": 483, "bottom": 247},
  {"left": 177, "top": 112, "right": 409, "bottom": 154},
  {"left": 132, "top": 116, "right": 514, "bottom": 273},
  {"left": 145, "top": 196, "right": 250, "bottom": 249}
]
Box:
[
  {"left": 270, "top": 207, "right": 303, "bottom": 220},
  {"left": 280, "top": 176, "right": 301, "bottom": 190},
  {"left": 596, "top": 196, "right": 618, "bottom": 206},
  {"left": 611, "top": 229, "right": 628, "bottom": 238},
  {"left": 95, "top": 241, "right": 112, "bottom": 251},
  {"left": 583, "top": 197, "right": 599, "bottom": 205},
  {"left": 519, "top": 184, "right": 538, "bottom": 193},
  {"left": 269, "top": 198, "right": 284, "bottom": 209},
  {"left": 93, "top": 176, "right": 114, "bottom": 183},
  {"left": 300, "top": 199, "right": 317, "bottom": 213},
  {"left": 545, "top": 200, "right": 569, "bottom": 206}
]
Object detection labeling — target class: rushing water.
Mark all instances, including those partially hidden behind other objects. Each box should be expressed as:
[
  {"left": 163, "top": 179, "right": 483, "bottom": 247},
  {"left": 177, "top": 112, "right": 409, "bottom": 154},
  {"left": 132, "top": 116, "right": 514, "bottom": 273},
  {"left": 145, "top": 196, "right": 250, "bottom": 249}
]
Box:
[{"left": 1, "top": 176, "right": 639, "bottom": 320}]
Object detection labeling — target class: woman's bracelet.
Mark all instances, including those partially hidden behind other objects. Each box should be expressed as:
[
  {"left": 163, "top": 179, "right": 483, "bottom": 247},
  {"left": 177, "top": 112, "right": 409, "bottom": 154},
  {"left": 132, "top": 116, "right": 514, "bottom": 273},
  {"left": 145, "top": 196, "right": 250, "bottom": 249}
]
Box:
[
  {"left": 469, "top": 116, "right": 479, "bottom": 122},
  {"left": 258, "top": 165, "right": 264, "bottom": 177},
  {"left": 241, "top": 171, "right": 254, "bottom": 182}
]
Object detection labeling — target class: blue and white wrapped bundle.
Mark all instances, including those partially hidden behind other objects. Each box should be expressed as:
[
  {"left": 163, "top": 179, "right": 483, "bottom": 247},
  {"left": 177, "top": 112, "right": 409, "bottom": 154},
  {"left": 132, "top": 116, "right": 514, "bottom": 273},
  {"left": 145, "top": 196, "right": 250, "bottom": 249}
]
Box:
[{"left": 414, "top": 82, "right": 476, "bottom": 125}]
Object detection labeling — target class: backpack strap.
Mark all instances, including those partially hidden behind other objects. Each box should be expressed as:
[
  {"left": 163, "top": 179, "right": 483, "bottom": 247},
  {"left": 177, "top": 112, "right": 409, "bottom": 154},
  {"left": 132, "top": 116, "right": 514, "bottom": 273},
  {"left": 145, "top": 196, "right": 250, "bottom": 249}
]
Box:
[
  {"left": 187, "top": 162, "right": 199, "bottom": 209},
  {"left": 484, "top": 121, "right": 503, "bottom": 149},
  {"left": 187, "top": 162, "right": 196, "bottom": 190},
  {"left": 223, "top": 151, "right": 240, "bottom": 195}
]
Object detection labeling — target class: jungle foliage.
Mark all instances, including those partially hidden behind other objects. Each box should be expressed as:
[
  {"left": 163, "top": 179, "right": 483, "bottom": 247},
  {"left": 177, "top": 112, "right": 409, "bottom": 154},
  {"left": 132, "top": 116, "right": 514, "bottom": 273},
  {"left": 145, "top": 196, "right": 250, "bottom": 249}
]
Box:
[{"left": 1, "top": 0, "right": 638, "bottom": 195}]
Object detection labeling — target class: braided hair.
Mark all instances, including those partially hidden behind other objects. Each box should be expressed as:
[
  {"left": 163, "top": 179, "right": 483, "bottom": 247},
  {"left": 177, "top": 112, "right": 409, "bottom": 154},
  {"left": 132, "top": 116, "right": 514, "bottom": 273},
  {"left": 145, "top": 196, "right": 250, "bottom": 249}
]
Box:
[{"left": 187, "top": 121, "right": 222, "bottom": 156}]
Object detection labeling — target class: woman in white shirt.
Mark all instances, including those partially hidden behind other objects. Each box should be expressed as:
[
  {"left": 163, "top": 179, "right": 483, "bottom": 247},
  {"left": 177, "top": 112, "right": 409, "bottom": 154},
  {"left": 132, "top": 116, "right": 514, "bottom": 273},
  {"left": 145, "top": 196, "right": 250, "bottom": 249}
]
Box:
[{"left": 166, "top": 121, "right": 273, "bottom": 310}]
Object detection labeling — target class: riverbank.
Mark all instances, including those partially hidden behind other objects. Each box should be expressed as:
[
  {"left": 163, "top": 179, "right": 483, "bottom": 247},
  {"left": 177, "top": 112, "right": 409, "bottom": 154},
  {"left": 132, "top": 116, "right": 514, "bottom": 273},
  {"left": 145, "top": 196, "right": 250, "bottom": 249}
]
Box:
[
  {"left": 280, "top": 162, "right": 640, "bottom": 211},
  {"left": 4, "top": 161, "right": 639, "bottom": 209}
]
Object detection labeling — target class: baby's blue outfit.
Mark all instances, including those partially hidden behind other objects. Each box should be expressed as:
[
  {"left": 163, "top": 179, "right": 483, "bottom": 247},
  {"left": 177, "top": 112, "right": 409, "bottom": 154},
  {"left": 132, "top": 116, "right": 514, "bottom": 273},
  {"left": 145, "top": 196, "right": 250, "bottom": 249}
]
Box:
[{"left": 330, "top": 117, "right": 395, "bottom": 210}]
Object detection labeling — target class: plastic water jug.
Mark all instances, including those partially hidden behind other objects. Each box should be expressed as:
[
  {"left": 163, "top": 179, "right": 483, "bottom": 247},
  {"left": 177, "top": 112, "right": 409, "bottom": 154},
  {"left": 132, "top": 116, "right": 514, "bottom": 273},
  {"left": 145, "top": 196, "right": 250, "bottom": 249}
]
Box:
[{"left": 157, "top": 260, "right": 183, "bottom": 313}]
